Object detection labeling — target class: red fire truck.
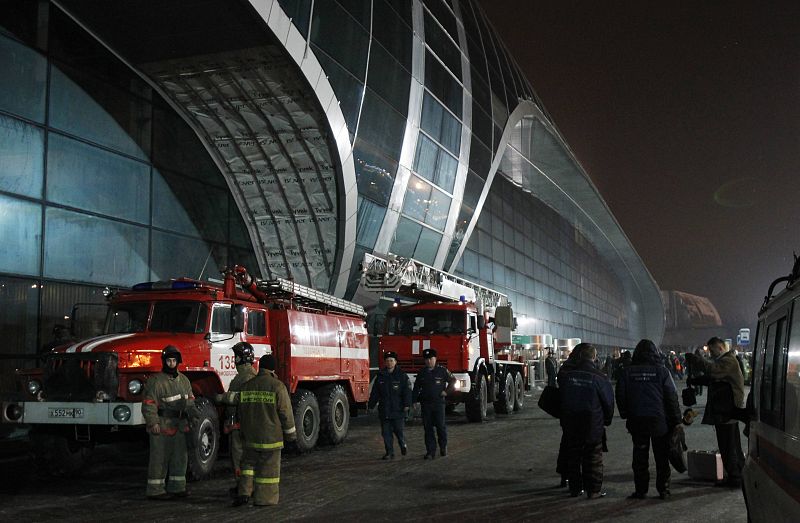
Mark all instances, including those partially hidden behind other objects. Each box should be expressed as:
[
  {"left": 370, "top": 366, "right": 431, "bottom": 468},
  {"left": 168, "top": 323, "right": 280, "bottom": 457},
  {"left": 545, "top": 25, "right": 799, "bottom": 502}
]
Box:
[
  {"left": 361, "top": 253, "right": 523, "bottom": 422},
  {"left": 2, "top": 266, "right": 369, "bottom": 477}
]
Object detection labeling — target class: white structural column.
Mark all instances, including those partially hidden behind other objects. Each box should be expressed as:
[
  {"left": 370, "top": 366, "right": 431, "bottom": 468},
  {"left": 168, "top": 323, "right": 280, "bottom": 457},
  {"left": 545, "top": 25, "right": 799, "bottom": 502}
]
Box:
[
  {"left": 372, "top": 0, "right": 427, "bottom": 256},
  {"left": 434, "top": 0, "right": 472, "bottom": 268}
]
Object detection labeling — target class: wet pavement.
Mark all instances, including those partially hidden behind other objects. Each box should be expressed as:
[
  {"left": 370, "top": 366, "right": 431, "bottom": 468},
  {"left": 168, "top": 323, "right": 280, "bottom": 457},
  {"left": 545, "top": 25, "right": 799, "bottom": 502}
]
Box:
[{"left": 0, "top": 384, "right": 748, "bottom": 522}]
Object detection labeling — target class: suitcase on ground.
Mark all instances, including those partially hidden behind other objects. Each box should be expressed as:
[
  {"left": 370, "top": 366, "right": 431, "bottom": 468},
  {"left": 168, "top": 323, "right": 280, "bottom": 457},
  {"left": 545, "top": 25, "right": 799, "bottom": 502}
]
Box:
[{"left": 687, "top": 450, "right": 724, "bottom": 481}]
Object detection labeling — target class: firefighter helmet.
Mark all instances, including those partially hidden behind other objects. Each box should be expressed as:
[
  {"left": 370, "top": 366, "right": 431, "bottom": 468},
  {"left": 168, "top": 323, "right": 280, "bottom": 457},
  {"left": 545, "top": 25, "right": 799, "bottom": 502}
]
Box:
[
  {"left": 231, "top": 342, "right": 255, "bottom": 365},
  {"left": 161, "top": 345, "right": 183, "bottom": 364}
]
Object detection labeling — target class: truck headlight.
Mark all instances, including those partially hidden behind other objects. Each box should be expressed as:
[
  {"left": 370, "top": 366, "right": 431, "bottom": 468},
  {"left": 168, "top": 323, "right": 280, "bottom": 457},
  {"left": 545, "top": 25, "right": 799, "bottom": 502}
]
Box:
[
  {"left": 127, "top": 379, "right": 143, "bottom": 395},
  {"left": 4, "top": 403, "right": 22, "bottom": 421},
  {"left": 113, "top": 405, "right": 131, "bottom": 422},
  {"left": 27, "top": 380, "right": 41, "bottom": 395}
]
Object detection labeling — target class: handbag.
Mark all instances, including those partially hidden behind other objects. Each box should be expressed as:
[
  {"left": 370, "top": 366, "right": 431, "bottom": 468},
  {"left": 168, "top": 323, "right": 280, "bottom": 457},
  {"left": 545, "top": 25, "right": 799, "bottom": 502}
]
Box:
[
  {"left": 668, "top": 424, "right": 688, "bottom": 473},
  {"left": 538, "top": 385, "right": 560, "bottom": 418}
]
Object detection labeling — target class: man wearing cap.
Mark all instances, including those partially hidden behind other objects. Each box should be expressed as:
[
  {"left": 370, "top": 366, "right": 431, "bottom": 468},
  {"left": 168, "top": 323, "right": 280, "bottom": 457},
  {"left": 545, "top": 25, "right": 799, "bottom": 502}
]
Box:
[
  {"left": 141, "top": 345, "right": 199, "bottom": 500},
  {"left": 368, "top": 350, "right": 412, "bottom": 459},
  {"left": 412, "top": 348, "right": 456, "bottom": 459},
  {"left": 233, "top": 353, "right": 296, "bottom": 507}
]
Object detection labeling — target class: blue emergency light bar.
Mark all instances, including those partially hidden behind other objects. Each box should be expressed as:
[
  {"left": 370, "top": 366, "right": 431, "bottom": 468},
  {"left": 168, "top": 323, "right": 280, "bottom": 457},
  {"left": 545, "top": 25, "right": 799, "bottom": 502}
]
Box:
[{"left": 132, "top": 280, "right": 202, "bottom": 291}]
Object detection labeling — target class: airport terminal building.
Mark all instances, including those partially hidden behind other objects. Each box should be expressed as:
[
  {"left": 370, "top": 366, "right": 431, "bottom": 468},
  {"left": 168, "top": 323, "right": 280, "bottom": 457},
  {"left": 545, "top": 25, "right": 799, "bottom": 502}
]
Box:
[{"left": 0, "top": 0, "right": 663, "bottom": 361}]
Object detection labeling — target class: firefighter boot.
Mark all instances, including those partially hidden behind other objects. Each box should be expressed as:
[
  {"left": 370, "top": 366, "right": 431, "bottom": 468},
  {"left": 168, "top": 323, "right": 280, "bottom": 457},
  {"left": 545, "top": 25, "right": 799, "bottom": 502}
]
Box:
[{"left": 232, "top": 496, "right": 249, "bottom": 507}]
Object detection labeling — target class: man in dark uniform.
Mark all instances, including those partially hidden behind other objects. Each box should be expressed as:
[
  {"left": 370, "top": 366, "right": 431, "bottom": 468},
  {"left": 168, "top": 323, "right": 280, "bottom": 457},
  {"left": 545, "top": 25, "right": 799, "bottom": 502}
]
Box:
[
  {"left": 616, "top": 339, "right": 681, "bottom": 500},
  {"left": 545, "top": 347, "right": 557, "bottom": 387},
  {"left": 368, "top": 350, "right": 412, "bottom": 459},
  {"left": 412, "top": 348, "right": 456, "bottom": 459},
  {"left": 217, "top": 342, "right": 257, "bottom": 495},
  {"left": 233, "top": 354, "right": 296, "bottom": 507},
  {"left": 141, "top": 345, "right": 199, "bottom": 500},
  {"left": 559, "top": 343, "right": 614, "bottom": 499}
]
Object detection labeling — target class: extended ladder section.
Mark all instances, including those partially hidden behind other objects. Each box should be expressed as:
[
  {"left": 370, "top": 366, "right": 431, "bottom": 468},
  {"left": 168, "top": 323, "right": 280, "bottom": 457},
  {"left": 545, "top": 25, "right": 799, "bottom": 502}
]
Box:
[
  {"left": 255, "top": 277, "right": 367, "bottom": 318},
  {"left": 360, "top": 253, "right": 507, "bottom": 313}
]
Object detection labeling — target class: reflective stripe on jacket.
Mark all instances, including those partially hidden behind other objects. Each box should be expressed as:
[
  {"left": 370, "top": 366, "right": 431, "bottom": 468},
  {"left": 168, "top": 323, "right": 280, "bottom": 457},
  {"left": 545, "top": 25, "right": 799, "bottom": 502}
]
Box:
[{"left": 141, "top": 372, "right": 195, "bottom": 432}]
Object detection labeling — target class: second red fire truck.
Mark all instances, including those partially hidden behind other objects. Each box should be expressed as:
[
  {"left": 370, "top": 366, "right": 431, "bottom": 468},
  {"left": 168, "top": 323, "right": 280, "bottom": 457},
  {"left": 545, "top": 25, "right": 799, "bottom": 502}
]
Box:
[{"left": 361, "top": 253, "right": 524, "bottom": 422}]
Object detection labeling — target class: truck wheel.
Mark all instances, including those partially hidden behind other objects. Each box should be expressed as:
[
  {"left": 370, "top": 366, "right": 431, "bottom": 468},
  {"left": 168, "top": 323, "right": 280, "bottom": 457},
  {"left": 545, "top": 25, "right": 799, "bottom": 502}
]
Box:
[
  {"left": 494, "top": 372, "right": 515, "bottom": 414},
  {"left": 318, "top": 384, "right": 350, "bottom": 446},
  {"left": 513, "top": 372, "right": 524, "bottom": 411},
  {"left": 465, "top": 374, "right": 488, "bottom": 422},
  {"left": 292, "top": 388, "right": 320, "bottom": 452},
  {"left": 187, "top": 397, "right": 220, "bottom": 481},
  {"left": 31, "top": 431, "right": 93, "bottom": 477}
]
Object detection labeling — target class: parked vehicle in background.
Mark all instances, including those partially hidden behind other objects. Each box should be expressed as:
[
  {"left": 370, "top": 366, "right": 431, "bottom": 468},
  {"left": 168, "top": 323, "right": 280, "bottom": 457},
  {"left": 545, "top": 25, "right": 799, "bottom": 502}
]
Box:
[{"left": 742, "top": 256, "right": 800, "bottom": 522}]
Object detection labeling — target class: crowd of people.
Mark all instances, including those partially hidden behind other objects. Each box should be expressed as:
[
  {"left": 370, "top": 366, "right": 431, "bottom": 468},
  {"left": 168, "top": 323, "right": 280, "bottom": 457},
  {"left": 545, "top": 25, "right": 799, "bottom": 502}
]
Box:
[
  {"left": 140, "top": 335, "right": 746, "bottom": 506},
  {"left": 543, "top": 337, "right": 747, "bottom": 500}
]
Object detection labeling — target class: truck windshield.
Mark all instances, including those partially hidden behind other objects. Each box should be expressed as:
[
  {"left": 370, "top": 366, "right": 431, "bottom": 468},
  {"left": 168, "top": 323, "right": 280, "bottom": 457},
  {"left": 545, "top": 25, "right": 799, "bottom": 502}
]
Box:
[
  {"left": 150, "top": 301, "right": 208, "bottom": 333},
  {"left": 385, "top": 310, "right": 466, "bottom": 335},
  {"left": 106, "top": 302, "right": 150, "bottom": 334}
]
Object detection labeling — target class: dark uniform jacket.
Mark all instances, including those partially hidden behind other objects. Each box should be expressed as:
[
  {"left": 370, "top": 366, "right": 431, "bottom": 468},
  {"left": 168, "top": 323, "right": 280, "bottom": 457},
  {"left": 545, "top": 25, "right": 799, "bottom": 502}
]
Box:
[
  {"left": 141, "top": 371, "right": 197, "bottom": 435},
  {"left": 412, "top": 365, "right": 455, "bottom": 406},
  {"left": 237, "top": 369, "right": 296, "bottom": 450},
  {"left": 558, "top": 359, "right": 614, "bottom": 443},
  {"left": 368, "top": 366, "right": 412, "bottom": 419},
  {"left": 545, "top": 356, "right": 557, "bottom": 386},
  {"left": 616, "top": 342, "right": 681, "bottom": 437}
]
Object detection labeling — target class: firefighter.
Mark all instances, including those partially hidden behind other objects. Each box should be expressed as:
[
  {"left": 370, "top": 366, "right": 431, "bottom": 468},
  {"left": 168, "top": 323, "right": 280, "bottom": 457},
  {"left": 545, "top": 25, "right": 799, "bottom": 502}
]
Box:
[
  {"left": 141, "top": 345, "right": 199, "bottom": 500},
  {"left": 412, "top": 348, "right": 456, "bottom": 459},
  {"left": 216, "top": 342, "right": 257, "bottom": 496},
  {"left": 233, "top": 353, "right": 296, "bottom": 507},
  {"left": 368, "top": 350, "right": 412, "bottom": 459}
]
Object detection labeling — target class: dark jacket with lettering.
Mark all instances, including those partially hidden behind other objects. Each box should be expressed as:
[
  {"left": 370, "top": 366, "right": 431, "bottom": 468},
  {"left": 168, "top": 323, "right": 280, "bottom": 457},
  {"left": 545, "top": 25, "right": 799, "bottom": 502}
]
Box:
[
  {"left": 369, "top": 366, "right": 412, "bottom": 420},
  {"left": 412, "top": 365, "right": 455, "bottom": 406},
  {"left": 558, "top": 359, "right": 614, "bottom": 444},
  {"left": 616, "top": 340, "right": 681, "bottom": 437},
  {"left": 237, "top": 369, "right": 296, "bottom": 450}
]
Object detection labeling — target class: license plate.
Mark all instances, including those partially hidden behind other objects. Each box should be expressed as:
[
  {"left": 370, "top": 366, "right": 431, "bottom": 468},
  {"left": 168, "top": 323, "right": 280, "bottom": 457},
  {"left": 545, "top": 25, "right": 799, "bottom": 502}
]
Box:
[{"left": 48, "top": 408, "right": 85, "bottom": 418}]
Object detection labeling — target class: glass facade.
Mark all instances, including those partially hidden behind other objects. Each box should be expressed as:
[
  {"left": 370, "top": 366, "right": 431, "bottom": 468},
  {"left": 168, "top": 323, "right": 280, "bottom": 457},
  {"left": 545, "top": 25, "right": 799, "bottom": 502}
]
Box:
[
  {"left": 456, "top": 176, "right": 632, "bottom": 349},
  {"left": 0, "top": 0, "right": 664, "bottom": 371},
  {"left": 0, "top": 5, "right": 254, "bottom": 363}
]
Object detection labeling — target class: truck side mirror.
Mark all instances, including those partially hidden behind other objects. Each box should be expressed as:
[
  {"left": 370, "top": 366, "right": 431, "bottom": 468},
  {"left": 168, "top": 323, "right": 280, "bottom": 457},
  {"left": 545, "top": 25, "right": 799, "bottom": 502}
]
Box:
[
  {"left": 477, "top": 316, "right": 485, "bottom": 330},
  {"left": 231, "top": 304, "right": 246, "bottom": 333}
]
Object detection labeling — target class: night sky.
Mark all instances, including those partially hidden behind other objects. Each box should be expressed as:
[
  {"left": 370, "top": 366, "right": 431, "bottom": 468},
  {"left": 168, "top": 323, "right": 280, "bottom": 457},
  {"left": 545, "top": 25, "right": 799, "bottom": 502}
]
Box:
[{"left": 477, "top": 1, "right": 800, "bottom": 331}]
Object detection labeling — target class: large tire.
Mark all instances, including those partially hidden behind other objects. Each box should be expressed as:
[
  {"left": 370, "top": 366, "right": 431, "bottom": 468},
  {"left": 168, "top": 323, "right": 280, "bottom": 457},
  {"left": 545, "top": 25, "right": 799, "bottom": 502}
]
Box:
[
  {"left": 513, "top": 371, "right": 524, "bottom": 411},
  {"left": 31, "top": 430, "right": 93, "bottom": 477},
  {"left": 465, "top": 374, "right": 488, "bottom": 422},
  {"left": 318, "top": 384, "right": 350, "bottom": 445},
  {"left": 187, "top": 397, "right": 220, "bottom": 481},
  {"left": 292, "top": 388, "right": 320, "bottom": 452},
  {"left": 494, "top": 372, "right": 515, "bottom": 414}
]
